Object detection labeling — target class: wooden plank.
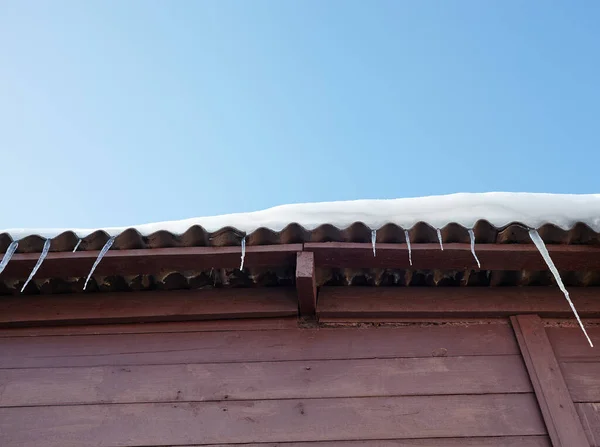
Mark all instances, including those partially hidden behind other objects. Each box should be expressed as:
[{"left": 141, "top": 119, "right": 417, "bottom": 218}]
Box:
[
  {"left": 576, "top": 403, "right": 600, "bottom": 446},
  {"left": 562, "top": 363, "right": 600, "bottom": 402},
  {"left": 0, "top": 355, "right": 531, "bottom": 407},
  {"left": 319, "top": 287, "right": 600, "bottom": 319},
  {"left": 296, "top": 251, "right": 317, "bottom": 316},
  {"left": 0, "top": 244, "right": 302, "bottom": 278},
  {"left": 0, "top": 325, "right": 519, "bottom": 368},
  {"left": 0, "top": 318, "right": 299, "bottom": 337},
  {"left": 191, "top": 437, "right": 552, "bottom": 447},
  {"left": 0, "top": 288, "right": 298, "bottom": 327},
  {"left": 511, "top": 315, "right": 589, "bottom": 447},
  {"left": 546, "top": 327, "right": 600, "bottom": 361},
  {"left": 305, "top": 242, "right": 600, "bottom": 271},
  {"left": 0, "top": 394, "right": 547, "bottom": 446}
]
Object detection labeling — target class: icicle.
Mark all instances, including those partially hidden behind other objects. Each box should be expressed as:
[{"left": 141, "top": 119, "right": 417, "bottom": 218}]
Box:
[
  {"left": 529, "top": 229, "right": 593, "bottom": 347},
  {"left": 83, "top": 237, "right": 115, "bottom": 291},
  {"left": 239, "top": 237, "right": 246, "bottom": 270},
  {"left": 468, "top": 229, "right": 481, "bottom": 269},
  {"left": 21, "top": 239, "right": 51, "bottom": 292},
  {"left": 0, "top": 241, "right": 19, "bottom": 275},
  {"left": 436, "top": 228, "right": 444, "bottom": 251},
  {"left": 371, "top": 230, "right": 376, "bottom": 257},
  {"left": 73, "top": 239, "right": 82, "bottom": 252},
  {"left": 404, "top": 230, "right": 412, "bottom": 266}
]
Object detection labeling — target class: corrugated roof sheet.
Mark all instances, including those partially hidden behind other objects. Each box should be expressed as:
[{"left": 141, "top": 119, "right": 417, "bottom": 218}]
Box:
[
  {"left": 2, "top": 193, "right": 600, "bottom": 295},
  {"left": 2, "top": 221, "right": 600, "bottom": 254}
]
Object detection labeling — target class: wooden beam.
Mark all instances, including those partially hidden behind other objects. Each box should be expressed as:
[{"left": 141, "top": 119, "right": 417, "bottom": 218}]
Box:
[
  {"left": 296, "top": 251, "right": 316, "bottom": 316},
  {"left": 304, "top": 242, "right": 600, "bottom": 271},
  {"left": 0, "top": 244, "right": 302, "bottom": 278},
  {"left": 510, "top": 315, "right": 589, "bottom": 447},
  {"left": 318, "top": 287, "right": 600, "bottom": 319},
  {"left": 0, "top": 288, "right": 298, "bottom": 327},
  {"left": 0, "top": 318, "right": 299, "bottom": 337}
]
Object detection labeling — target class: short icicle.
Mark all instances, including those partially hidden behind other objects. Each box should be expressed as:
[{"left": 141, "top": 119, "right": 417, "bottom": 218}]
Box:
[
  {"left": 73, "top": 239, "right": 82, "bottom": 252},
  {"left": 371, "top": 230, "right": 376, "bottom": 257},
  {"left": 436, "top": 228, "right": 444, "bottom": 251},
  {"left": 404, "top": 230, "right": 412, "bottom": 266},
  {"left": 240, "top": 237, "right": 246, "bottom": 270},
  {"left": 83, "top": 236, "right": 115, "bottom": 291},
  {"left": 529, "top": 229, "right": 593, "bottom": 347},
  {"left": 21, "top": 239, "right": 51, "bottom": 292},
  {"left": 0, "top": 241, "right": 19, "bottom": 275},
  {"left": 468, "top": 229, "right": 481, "bottom": 269}
]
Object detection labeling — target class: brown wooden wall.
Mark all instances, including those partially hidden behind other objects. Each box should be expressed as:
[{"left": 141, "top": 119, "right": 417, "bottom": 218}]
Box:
[
  {"left": 0, "top": 319, "right": 550, "bottom": 446},
  {"left": 548, "top": 325, "right": 600, "bottom": 446}
]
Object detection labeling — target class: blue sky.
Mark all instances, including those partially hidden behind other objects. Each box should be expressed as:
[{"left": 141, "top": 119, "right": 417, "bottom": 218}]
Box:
[{"left": 1, "top": 1, "right": 599, "bottom": 229}]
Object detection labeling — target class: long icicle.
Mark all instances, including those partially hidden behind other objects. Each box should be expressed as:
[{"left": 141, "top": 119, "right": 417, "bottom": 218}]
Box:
[
  {"left": 404, "top": 230, "right": 412, "bottom": 266},
  {"left": 371, "top": 230, "right": 376, "bottom": 257},
  {"left": 436, "top": 228, "right": 444, "bottom": 251},
  {"left": 468, "top": 229, "right": 481, "bottom": 269},
  {"left": 83, "top": 236, "right": 115, "bottom": 290},
  {"left": 0, "top": 241, "right": 19, "bottom": 275},
  {"left": 21, "top": 239, "right": 51, "bottom": 292},
  {"left": 73, "top": 239, "right": 82, "bottom": 252},
  {"left": 239, "top": 237, "right": 246, "bottom": 270},
  {"left": 529, "top": 229, "right": 593, "bottom": 347}
]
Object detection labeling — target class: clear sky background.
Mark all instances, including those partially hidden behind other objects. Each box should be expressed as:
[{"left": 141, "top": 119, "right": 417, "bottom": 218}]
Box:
[{"left": 1, "top": 1, "right": 599, "bottom": 230}]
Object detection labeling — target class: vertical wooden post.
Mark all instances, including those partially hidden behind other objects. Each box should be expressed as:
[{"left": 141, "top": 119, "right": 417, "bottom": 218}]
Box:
[
  {"left": 296, "top": 252, "right": 316, "bottom": 316},
  {"left": 511, "top": 314, "right": 589, "bottom": 447}
]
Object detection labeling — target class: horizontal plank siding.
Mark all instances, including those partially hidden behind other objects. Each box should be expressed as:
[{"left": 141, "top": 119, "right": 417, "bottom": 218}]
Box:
[
  {"left": 319, "top": 287, "right": 600, "bottom": 319},
  {"left": 0, "top": 355, "right": 531, "bottom": 407},
  {"left": 0, "top": 394, "right": 546, "bottom": 447},
  {"left": 191, "top": 438, "right": 552, "bottom": 447},
  {"left": 546, "top": 327, "right": 600, "bottom": 360},
  {"left": 0, "top": 325, "right": 519, "bottom": 368},
  {"left": 511, "top": 315, "right": 590, "bottom": 447},
  {"left": 576, "top": 403, "right": 600, "bottom": 446},
  {"left": 562, "top": 362, "right": 600, "bottom": 402},
  {"left": 0, "top": 289, "right": 298, "bottom": 327}
]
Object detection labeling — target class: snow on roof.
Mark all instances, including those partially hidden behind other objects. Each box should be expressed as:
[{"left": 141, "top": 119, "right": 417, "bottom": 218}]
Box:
[{"left": 3, "top": 192, "right": 600, "bottom": 241}]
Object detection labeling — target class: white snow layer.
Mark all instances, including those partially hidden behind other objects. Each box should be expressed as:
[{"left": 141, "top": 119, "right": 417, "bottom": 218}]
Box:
[{"left": 3, "top": 193, "right": 600, "bottom": 241}]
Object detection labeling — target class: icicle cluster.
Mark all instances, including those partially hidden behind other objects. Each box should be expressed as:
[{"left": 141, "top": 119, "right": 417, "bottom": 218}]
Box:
[
  {"left": 529, "top": 230, "right": 593, "bottom": 347},
  {"left": 21, "top": 239, "right": 51, "bottom": 292},
  {"left": 83, "top": 237, "right": 115, "bottom": 290}
]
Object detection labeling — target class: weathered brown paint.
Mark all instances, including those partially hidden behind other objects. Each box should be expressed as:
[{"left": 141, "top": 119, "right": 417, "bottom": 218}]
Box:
[
  {"left": 305, "top": 241, "right": 600, "bottom": 270},
  {"left": 193, "top": 439, "right": 552, "bottom": 447},
  {"left": 319, "top": 287, "right": 600, "bottom": 319},
  {"left": 576, "top": 403, "right": 600, "bottom": 446},
  {"left": 0, "top": 325, "right": 519, "bottom": 368},
  {"left": 0, "top": 355, "right": 531, "bottom": 407},
  {"left": 0, "top": 394, "right": 546, "bottom": 446},
  {"left": 0, "top": 288, "right": 298, "bottom": 327},
  {"left": 511, "top": 315, "right": 590, "bottom": 447},
  {"left": 1, "top": 244, "right": 302, "bottom": 278}
]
